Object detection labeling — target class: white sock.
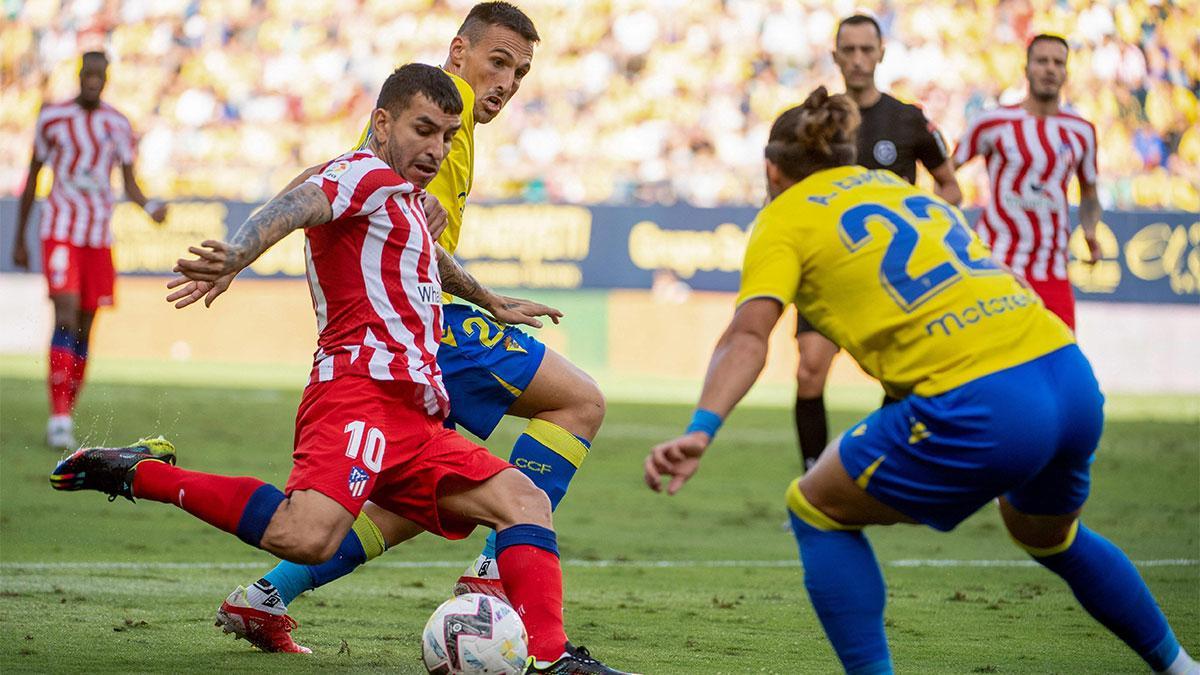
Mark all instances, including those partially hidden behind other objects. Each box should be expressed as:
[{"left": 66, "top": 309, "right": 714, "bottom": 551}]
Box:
[
  {"left": 245, "top": 578, "right": 286, "bottom": 614},
  {"left": 1160, "top": 647, "right": 1199, "bottom": 675}
]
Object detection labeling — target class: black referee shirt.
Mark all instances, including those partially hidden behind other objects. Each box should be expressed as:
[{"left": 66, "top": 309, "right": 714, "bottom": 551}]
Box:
[{"left": 855, "top": 93, "right": 950, "bottom": 184}]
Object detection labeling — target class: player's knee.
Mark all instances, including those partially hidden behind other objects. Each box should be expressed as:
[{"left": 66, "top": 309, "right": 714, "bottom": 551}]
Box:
[
  {"left": 262, "top": 521, "right": 344, "bottom": 565},
  {"left": 999, "top": 501, "right": 1079, "bottom": 555},
  {"left": 286, "top": 533, "right": 343, "bottom": 566},
  {"left": 52, "top": 310, "right": 80, "bottom": 334},
  {"left": 561, "top": 373, "right": 606, "bottom": 439},
  {"left": 794, "top": 368, "right": 827, "bottom": 399},
  {"left": 575, "top": 379, "right": 606, "bottom": 435},
  {"left": 495, "top": 471, "right": 552, "bottom": 529}
]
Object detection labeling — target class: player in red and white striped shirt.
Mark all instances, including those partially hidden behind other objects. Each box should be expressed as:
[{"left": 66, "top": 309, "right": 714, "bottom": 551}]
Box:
[
  {"left": 953, "top": 34, "right": 1102, "bottom": 330},
  {"left": 12, "top": 51, "right": 167, "bottom": 449},
  {"left": 299, "top": 149, "right": 449, "bottom": 413},
  {"left": 52, "top": 63, "right": 631, "bottom": 673}
]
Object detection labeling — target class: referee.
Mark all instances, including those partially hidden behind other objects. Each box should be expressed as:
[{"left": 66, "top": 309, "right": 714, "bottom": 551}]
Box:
[{"left": 791, "top": 13, "right": 963, "bottom": 470}]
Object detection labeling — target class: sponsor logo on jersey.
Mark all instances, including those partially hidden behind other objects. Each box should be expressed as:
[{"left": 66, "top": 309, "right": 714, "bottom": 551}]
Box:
[
  {"left": 873, "top": 140, "right": 898, "bottom": 166},
  {"left": 417, "top": 283, "right": 443, "bottom": 305}
]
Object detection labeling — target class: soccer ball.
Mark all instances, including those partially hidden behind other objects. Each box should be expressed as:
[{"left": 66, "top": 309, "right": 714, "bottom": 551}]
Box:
[{"left": 422, "top": 593, "right": 528, "bottom": 674}]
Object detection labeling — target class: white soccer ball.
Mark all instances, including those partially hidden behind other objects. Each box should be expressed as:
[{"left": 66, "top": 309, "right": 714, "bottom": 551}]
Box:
[{"left": 422, "top": 593, "right": 528, "bottom": 674}]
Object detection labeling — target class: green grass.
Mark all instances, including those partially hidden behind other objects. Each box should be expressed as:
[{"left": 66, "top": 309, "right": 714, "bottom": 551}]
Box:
[{"left": 1, "top": 373, "right": 1197, "bottom": 673}]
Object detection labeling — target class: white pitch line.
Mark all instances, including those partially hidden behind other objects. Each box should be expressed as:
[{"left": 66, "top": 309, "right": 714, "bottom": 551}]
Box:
[{"left": 0, "top": 559, "right": 1195, "bottom": 572}]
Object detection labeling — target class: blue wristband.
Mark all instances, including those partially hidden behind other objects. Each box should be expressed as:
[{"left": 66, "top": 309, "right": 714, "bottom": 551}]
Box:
[{"left": 686, "top": 409, "right": 723, "bottom": 438}]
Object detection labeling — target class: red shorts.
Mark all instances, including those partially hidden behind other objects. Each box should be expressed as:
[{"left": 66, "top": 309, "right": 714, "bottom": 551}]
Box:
[
  {"left": 41, "top": 241, "right": 115, "bottom": 312},
  {"left": 286, "top": 377, "right": 512, "bottom": 539},
  {"left": 1027, "top": 278, "right": 1076, "bottom": 331}
]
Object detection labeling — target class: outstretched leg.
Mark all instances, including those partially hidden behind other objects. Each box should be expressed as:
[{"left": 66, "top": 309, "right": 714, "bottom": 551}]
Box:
[
  {"left": 1000, "top": 499, "right": 1197, "bottom": 673},
  {"left": 50, "top": 439, "right": 355, "bottom": 564}
]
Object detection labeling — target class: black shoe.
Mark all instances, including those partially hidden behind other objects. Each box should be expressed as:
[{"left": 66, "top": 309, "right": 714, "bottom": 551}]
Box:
[
  {"left": 524, "top": 642, "right": 637, "bottom": 674},
  {"left": 50, "top": 437, "right": 176, "bottom": 502}
]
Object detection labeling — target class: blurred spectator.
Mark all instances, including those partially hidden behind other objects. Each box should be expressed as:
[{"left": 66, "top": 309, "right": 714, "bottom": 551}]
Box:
[{"left": 1, "top": 0, "right": 1196, "bottom": 210}]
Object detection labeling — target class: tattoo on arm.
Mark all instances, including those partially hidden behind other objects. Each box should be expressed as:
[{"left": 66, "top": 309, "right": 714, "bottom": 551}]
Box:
[
  {"left": 435, "top": 246, "right": 497, "bottom": 308},
  {"left": 228, "top": 183, "right": 332, "bottom": 270}
]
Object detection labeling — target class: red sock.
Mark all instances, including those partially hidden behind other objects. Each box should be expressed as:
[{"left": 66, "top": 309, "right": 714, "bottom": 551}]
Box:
[
  {"left": 497, "top": 544, "right": 568, "bottom": 661},
  {"left": 132, "top": 461, "right": 275, "bottom": 536},
  {"left": 68, "top": 351, "right": 88, "bottom": 409},
  {"left": 49, "top": 346, "right": 74, "bottom": 415}
]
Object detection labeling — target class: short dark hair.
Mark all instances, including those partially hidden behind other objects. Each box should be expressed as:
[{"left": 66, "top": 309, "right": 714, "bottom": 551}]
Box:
[
  {"left": 835, "top": 14, "right": 882, "bottom": 44},
  {"left": 1027, "top": 33, "right": 1069, "bottom": 60},
  {"left": 375, "top": 63, "right": 463, "bottom": 117},
  {"left": 457, "top": 2, "right": 540, "bottom": 44}
]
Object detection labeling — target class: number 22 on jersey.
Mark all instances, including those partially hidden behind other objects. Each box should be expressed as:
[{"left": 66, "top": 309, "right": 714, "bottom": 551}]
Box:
[{"left": 838, "top": 195, "right": 1000, "bottom": 312}]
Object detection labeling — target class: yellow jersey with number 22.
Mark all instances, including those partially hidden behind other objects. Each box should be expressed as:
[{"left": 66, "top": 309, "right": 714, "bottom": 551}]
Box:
[{"left": 737, "top": 166, "right": 1073, "bottom": 398}]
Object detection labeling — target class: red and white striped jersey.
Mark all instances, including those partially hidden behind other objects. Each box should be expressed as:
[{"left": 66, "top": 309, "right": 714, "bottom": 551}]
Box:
[
  {"left": 303, "top": 150, "right": 448, "bottom": 416},
  {"left": 953, "top": 105, "right": 1098, "bottom": 282},
  {"left": 33, "top": 100, "right": 137, "bottom": 248}
]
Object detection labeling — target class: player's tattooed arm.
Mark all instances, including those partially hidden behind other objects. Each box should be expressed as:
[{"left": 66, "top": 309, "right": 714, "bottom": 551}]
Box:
[
  {"left": 435, "top": 246, "right": 562, "bottom": 328},
  {"left": 174, "top": 183, "right": 331, "bottom": 283}
]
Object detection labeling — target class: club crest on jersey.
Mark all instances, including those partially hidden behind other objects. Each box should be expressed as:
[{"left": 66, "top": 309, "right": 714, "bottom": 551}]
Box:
[
  {"left": 873, "top": 140, "right": 898, "bottom": 166},
  {"left": 322, "top": 161, "right": 351, "bottom": 181},
  {"left": 347, "top": 466, "right": 370, "bottom": 499},
  {"left": 503, "top": 336, "right": 526, "bottom": 353}
]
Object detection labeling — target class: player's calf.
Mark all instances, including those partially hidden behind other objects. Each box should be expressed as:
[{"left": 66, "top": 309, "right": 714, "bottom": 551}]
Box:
[
  {"left": 50, "top": 438, "right": 355, "bottom": 567},
  {"left": 257, "top": 489, "right": 357, "bottom": 565},
  {"left": 1000, "top": 499, "right": 1198, "bottom": 673}
]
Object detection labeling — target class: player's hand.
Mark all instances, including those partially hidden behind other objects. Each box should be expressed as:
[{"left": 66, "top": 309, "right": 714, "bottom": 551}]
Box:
[
  {"left": 145, "top": 199, "right": 168, "bottom": 224},
  {"left": 174, "top": 239, "right": 239, "bottom": 281},
  {"left": 166, "top": 272, "right": 234, "bottom": 308},
  {"left": 484, "top": 295, "right": 563, "bottom": 329},
  {"left": 644, "top": 432, "right": 710, "bottom": 495},
  {"left": 1084, "top": 232, "right": 1101, "bottom": 265},
  {"left": 12, "top": 239, "right": 29, "bottom": 270},
  {"left": 421, "top": 193, "right": 449, "bottom": 242}
]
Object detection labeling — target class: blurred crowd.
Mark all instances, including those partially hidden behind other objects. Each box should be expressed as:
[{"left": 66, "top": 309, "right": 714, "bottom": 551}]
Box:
[{"left": 2, "top": 0, "right": 1197, "bottom": 210}]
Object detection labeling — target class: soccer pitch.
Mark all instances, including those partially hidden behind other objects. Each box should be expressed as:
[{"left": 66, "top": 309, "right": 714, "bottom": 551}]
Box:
[{"left": 1, "top": 372, "right": 1197, "bottom": 673}]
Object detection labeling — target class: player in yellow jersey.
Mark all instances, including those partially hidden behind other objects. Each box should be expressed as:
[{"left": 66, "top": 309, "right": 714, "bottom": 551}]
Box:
[
  {"left": 168, "top": 6, "right": 624, "bottom": 671},
  {"left": 644, "top": 88, "right": 1196, "bottom": 674}
]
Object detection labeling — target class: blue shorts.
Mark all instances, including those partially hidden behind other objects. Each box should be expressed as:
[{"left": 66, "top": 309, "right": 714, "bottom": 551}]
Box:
[
  {"left": 437, "top": 303, "right": 547, "bottom": 439},
  {"left": 838, "top": 345, "right": 1104, "bottom": 532}
]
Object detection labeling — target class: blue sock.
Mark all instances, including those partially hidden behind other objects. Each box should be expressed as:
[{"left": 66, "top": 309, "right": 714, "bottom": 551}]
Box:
[
  {"left": 789, "top": 512, "right": 892, "bottom": 675},
  {"left": 261, "top": 511, "right": 387, "bottom": 606},
  {"left": 51, "top": 326, "right": 78, "bottom": 352},
  {"left": 495, "top": 523, "right": 559, "bottom": 557},
  {"left": 1028, "top": 523, "right": 1180, "bottom": 670},
  {"left": 481, "top": 421, "right": 589, "bottom": 559},
  {"left": 73, "top": 333, "right": 89, "bottom": 360},
  {"left": 234, "top": 484, "right": 287, "bottom": 547}
]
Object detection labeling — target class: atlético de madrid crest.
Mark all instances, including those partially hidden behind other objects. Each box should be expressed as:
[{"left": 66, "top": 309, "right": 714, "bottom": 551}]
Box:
[{"left": 348, "top": 466, "right": 369, "bottom": 499}]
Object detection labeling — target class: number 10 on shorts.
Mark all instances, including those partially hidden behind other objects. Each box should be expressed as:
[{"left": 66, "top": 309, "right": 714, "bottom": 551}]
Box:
[{"left": 344, "top": 420, "right": 386, "bottom": 472}]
